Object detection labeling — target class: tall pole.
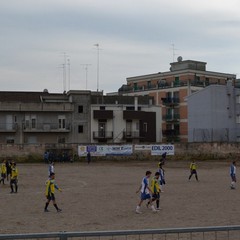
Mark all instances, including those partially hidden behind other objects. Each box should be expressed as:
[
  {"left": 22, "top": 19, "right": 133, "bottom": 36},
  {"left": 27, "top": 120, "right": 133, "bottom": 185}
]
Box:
[
  {"left": 67, "top": 58, "right": 70, "bottom": 91},
  {"left": 171, "top": 44, "right": 178, "bottom": 62},
  {"left": 81, "top": 64, "right": 91, "bottom": 90},
  {"left": 94, "top": 44, "right": 100, "bottom": 91},
  {"left": 63, "top": 52, "right": 67, "bottom": 92}
]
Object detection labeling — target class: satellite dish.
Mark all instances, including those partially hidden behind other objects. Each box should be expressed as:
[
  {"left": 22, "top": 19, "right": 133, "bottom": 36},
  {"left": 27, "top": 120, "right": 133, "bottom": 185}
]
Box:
[{"left": 177, "top": 56, "right": 183, "bottom": 62}]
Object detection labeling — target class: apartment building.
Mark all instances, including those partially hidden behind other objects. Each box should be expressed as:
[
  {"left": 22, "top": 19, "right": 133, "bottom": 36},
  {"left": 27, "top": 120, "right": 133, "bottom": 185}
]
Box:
[
  {"left": 118, "top": 58, "right": 236, "bottom": 142},
  {"left": 0, "top": 90, "right": 161, "bottom": 145},
  {"left": 187, "top": 80, "right": 240, "bottom": 142},
  {"left": 91, "top": 95, "right": 161, "bottom": 143}
]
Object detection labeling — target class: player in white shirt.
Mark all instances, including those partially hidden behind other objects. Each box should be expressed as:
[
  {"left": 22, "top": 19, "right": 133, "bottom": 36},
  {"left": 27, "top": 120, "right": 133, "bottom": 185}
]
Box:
[{"left": 135, "top": 171, "right": 157, "bottom": 214}]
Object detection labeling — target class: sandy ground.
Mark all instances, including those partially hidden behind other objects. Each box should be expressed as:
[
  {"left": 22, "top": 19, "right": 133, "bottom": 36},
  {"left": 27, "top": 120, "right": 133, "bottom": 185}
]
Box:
[{"left": 0, "top": 159, "right": 239, "bottom": 234}]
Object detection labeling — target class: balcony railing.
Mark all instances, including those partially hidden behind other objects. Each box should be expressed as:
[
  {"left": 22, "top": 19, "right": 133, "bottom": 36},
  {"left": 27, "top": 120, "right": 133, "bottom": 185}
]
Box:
[
  {"left": 122, "top": 131, "right": 141, "bottom": 139},
  {"left": 0, "top": 123, "right": 18, "bottom": 132},
  {"left": 93, "top": 131, "right": 113, "bottom": 139},
  {"left": 23, "top": 123, "right": 71, "bottom": 132},
  {"left": 161, "top": 97, "right": 180, "bottom": 105},
  {"left": 163, "top": 129, "right": 180, "bottom": 136},
  {"left": 163, "top": 114, "right": 180, "bottom": 121}
]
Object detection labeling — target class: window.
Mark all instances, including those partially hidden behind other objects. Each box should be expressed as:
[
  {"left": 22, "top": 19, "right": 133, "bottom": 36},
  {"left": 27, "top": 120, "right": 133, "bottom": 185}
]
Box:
[
  {"left": 58, "top": 115, "right": 66, "bottom": 129},
  {"left": 236, "top": 96, "right": 240, "bottom": 104},
  {"left": 174, "top": 76, "right": 180, "bottom": 86},
  {"left": 25, "top": 115, "right": 36, "bottom": 129},
  {"left": 100, "top": 106, "right": 105, "bottom": 110},
  {"left": 166, "top": 92, "right": 172, "bottom": 98},
  {"left": 58, "top": 137, "right": 65, "bottom": 143},
  {"left": 78, "top": 105, "right": 83, "bottom": 113},
  {"left": 173, "top": 91, "right": 179, "bottom": 103},
  {"left": 236, "top": 115, "right": 240, "bottom": 124},
  {"left": 126, "top": 121, "right": 132, "bottom": 136},
  {"left": 78, "top": 125, "right": 83, "bottom": 133},
  {"left": 6, "top": 138, "right": 14, "bottom": 144},
  {"left": 143, "top": 122, "right": 148, "bottom": 132},
  {"left": 147, "top": 81, "right": 151, "bottom": 89},
  {"left": 98, "top": 122, "right": 106, "bottom": 137},
  {"left": 126, "top": 106, "right": 135, "bottom": 111},
  {"left": 205, "top": 78, "right": 209, "bottom": 85},
  {"left": 136, "top": 122, "right": 139, "bottom": 131},
  {"left": 31, "top": 118, "right": 36, "bottom": 129},
  {"left": 134, "top": 83, "right": 138, "bottom": 91}
]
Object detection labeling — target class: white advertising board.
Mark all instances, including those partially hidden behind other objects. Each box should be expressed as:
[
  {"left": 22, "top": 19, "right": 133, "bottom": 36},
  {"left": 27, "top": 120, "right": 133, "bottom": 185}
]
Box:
[
  {"left": 78, "top": 145, "right": 133, "bottom": 156},
  {"left": 151, "top": 145, "right": 175, "bottom": 155},
  {"left": 134, "top": 145, "right": 152, "bottom": 151}
]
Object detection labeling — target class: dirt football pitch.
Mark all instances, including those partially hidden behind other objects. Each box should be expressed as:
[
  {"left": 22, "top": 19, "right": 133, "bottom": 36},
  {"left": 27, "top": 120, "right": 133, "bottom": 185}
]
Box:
[{"left": 0, "top": 159, "right": 239, "bottom": 234}]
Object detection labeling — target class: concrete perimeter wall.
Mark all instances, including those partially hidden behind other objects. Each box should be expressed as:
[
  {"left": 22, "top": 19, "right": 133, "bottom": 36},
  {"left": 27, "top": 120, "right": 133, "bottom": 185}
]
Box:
[{"left": 0, "top": 143, "right": 239, "bottom": 162}]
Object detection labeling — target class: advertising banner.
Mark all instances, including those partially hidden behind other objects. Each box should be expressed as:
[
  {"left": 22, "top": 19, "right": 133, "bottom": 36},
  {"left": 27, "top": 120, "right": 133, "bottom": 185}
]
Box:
[
  {"left": 97, "top": 145, "right": 133, "bottom": 156},
  {"left": 134, "top": 145, "right": 152, "bottom": 151},
  {"left": 151, "top": 145, "right": 175, "bottom": 155},
  {"left": 78, "top": 145, "right": 133, "bottom": 156}
]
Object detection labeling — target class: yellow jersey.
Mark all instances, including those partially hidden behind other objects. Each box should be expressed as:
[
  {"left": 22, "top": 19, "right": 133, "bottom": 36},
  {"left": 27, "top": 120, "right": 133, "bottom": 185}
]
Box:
[
  {"left": 150, "top": 177, "right": 161, "bottom": 194},
  {"left": 45, "top": 179, "right": 60, "bottom": 196},
  {"left": 1, "top": 163, "right": 6, "bottom": 174},
  {"left": 11, "top": 167, "right": 18, "bottom": 179},
  {"left": 190, "top": 162, "right": 197, "bottom": 170}
]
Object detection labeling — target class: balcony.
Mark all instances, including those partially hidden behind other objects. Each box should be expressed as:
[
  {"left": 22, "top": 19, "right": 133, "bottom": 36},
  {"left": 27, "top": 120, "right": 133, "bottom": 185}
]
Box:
[
  {"left": 23, "top": 123, "right": 71, "bottom": 133},
  {"left": 163, "top": 114, "right": 180, "bottom": 122},
  {"left": 161, "top": 97, "right": 180, "bottom": 106},
  {"left": 0, "top": 123, "right": 18, "bottom": 132},
  {"left": 163, "top": 129, "right": 180, "bottom": 136},
  {"left": 93, "top": 131, "right": 113, "bottom": 140},
  {"left": 163, "top": 129, "right": 180, "bottom": 142},
  {"left": 122, "top": 131, "right": 141, "bottom": 139}
]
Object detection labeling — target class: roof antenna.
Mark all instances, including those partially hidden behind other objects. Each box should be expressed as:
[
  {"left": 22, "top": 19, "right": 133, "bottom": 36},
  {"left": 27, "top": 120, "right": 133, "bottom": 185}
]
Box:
[{"left": 170, "top": 44, "right": 178, "bottom": 62}]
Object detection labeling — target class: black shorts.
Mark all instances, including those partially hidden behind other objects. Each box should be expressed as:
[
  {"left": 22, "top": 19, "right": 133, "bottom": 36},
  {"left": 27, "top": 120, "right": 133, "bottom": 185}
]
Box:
[
  {"left": 1, "top": 173, "right": 6, "bottom": 179},
  {"left": 152, "top": 193, "right": 160, "bottom": 200},
  {"left": 10, "top": 179, "right": 18, "bottom": 184},
  {"left": 47, "top": 193, "right": 55, "bottom": 201}
]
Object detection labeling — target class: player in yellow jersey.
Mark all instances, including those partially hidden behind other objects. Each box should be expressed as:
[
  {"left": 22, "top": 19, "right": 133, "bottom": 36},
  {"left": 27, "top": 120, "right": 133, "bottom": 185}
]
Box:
[
  {"left": 44, "top": 172, "right": 62, "bottom": 212},
  {"left": 0, "top": 160, "right": 7, "bottom": 184},
  {"left": 10, "top": 162, "right": 18, "bottom": 193},
  {"left": 147, "top": 172, "right": 161, "bottom": 210},
  {"left": 188, "top": 160, "right": 199, "bottom": 181}
]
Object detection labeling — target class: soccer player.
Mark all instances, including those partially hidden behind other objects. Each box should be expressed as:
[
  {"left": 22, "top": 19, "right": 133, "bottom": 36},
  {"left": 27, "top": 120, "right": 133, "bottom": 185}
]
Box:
[
  {"left": 48, "top": 161, "right": 54, "bottom": 176},
  {"left": 188, "top": 160, "right": 198, "bottom": 181},
  {"left": 147, "top": 172, "right": 161, "bottom": 210},
  {"left": 135, "top": 171, "right": 157, "bottom": 214},
  {"left": 0, "top": 160, "right": 7, "bottom": 184},
  {"left": 158, "top": 162, "right": 166, "bottom": 192},
  {"left": 230, "top": 161, "right": 236, "bottom": 189},
  {"left": 44, "top": 172, "right": 62, "bottom": 212},
  {"left": 10, "top": 162, "right": 18, "bottom": 193},
  {"left": 6, "top": 160, "right": 12, "bottom": 181},
  {"left": 87, "top": 151, "right": 91, "bottom": 164}
]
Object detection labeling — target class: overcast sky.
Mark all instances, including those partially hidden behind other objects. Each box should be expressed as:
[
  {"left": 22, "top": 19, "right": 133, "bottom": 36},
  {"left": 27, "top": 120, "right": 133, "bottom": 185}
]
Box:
[{"left": 1, "top": 0, "right": 240, "bottom": 93}]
